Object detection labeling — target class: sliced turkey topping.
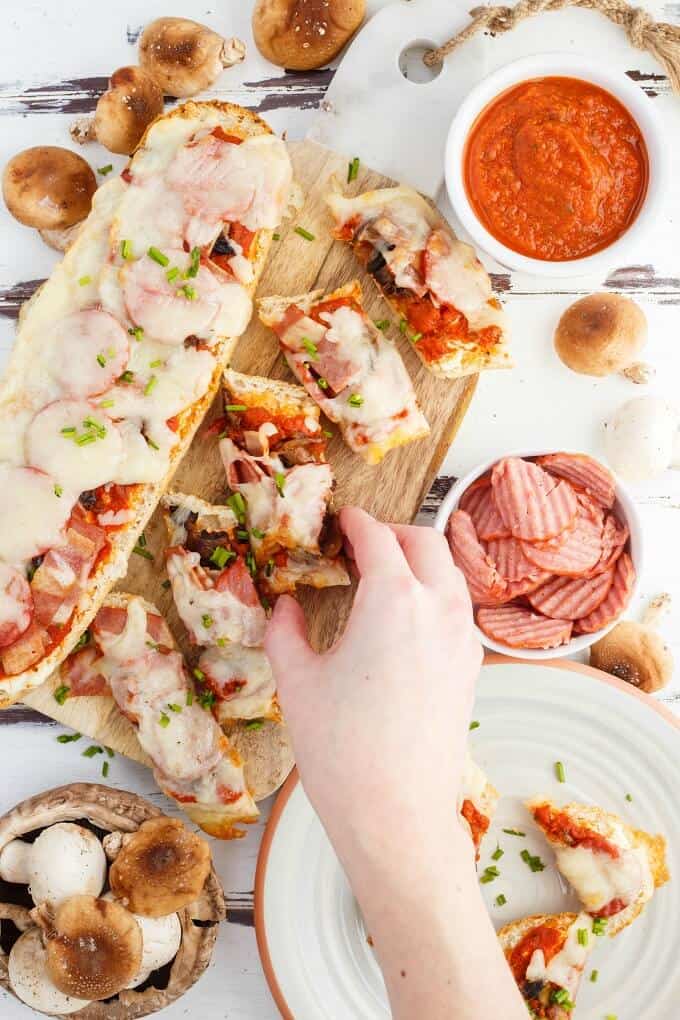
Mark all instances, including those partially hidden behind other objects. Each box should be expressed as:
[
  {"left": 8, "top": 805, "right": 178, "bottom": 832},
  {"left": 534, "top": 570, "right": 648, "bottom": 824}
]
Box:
[
  {"left": 25, "top": 400, "right": 123, "bottom": 494},
  {"left": 93, "top": 598, "right": 172, "bottom": 662},
  {"left": 0, "top": 564, "right": 33, "bottom": 649},
  {"left": 0, "top": 464, "right": 74, "bottom": 565},
  {"left": 46, "top": 310, "right": 130, "bottom": 398}
]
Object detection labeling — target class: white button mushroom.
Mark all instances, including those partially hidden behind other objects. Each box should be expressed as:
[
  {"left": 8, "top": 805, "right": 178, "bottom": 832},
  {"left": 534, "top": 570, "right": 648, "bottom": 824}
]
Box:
[
  {"left": 0, "top": 822, "right": 107, "bottom": 906},
  {"left": 103, "top": 893, "right": 182, "bottom": 987},
  {"left": 139, "top": 17, "right": 246, "bottom": 97},
  {"left": 603, "top": 396, "right": 680, "bottom": 482},
  {"left": 8, "top": 928, "right": 91, "bottom": 1015}
]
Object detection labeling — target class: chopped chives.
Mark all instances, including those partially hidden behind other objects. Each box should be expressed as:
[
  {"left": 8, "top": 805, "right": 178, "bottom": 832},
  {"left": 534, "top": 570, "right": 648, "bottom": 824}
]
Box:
[
  {"left": 237, "top": 529, "right": 249, "bottom": 541},
  {"left": 146, "top": 436, "right": 160, "bottom": 450},
  {"left": 210, "top": 546, "right": 235, "bottom": 569},
  {"left": 74, "top": 630, "right": 90, "bottom": 651},
  {"left": 120, "top": 239, "right": 133, "bottom": 260},
  {"left": 227, "top": 492, "right": 247, "bottom": 522},
  {"left": 520, "top": 849, "right": 546, "bottom": 872},
  {"left": 409, "top": 330, "right": 423, "bottom": 343},
  {"left": 590, "top": 970, "right": 598, "bottom": 983},
  {"left": 495, "top": 894, "right": 507, "bottom": 906},
  {"left": 198, "top": 690, "right": 216, "bottom": 710},
  {"left": 166, "top": 266, "right": 180, "bottom": 282},
  {"left": 201, "top": 614, "right": 213, "bottom": 629},
  {"left": 348, "top": 393, "right": 364, "bottom": 407},
  {"left": 97, "top": 164, "right": 113, "bottom": 175},
  {"left": 625, "top": 793, "right": 633, "bottom": 802},
  {"left": 469, "top": 720, "right": 480, "bottom": 731},
  {"left": 294, "top": 226, "right": 315, "bottom": 241},
  {"left": 96, "top": 352, "right": 107, "bottom": 367},
  {"left": 577, "top": 928, "right": 588, "bottom": 946},
  {"left": 226, "top": 404, "right": 247, "bottom": 412},
  {"left": 245, "top": 719, "right": 264, "bottom": 730},
  {"left": 502, "top": 828, "right": 526, "bottom": 837},
  {"left": 159, "top": 712, "right": 170, "bottom": 728},
  {"left": 148, "top": 246, "right": 169, "bottom": 266},
  {"left": 186, "top": 246, "right": 201, "bottom": 278},
  {"left": 137, "top": 532, "right": 147, "bottom": 548},
  {"left": 265, "top": 559, "right": 274, "bottom": 577},
  {"left": 551, "top": 989, "right": 574, "bottom": 1008},
  {"left": 83, "top": 416, "right": 106, "bottom": 436},
  {"left": 144, "top": 375, "right": 158, "bottom": 396},
  {"left": 149, "top": 358, "right": 163, "bottom": 368},
  {"left": 216, "top": 636, "right": 228, "bottom": 647},
  {"left": 193, "top": 668, "right": 205, "bottom": 682},
  {"left": 186, "top": 690, "right": 194, "bottom": 706},
  {"left": 133, "top": 545, "right": 154, "bottom": 561},
  {"left": 399, "top": 317, "right": 408, "bottom": 333},
  {"left": 54, "top": 484, "right": 63, "bottom": 498},
  {"left": 76, "top": 432, "right": 97, "bottom": 446},
  {"left": 302, "top": 337, "right": 318, "bottom": 360},
  {"left": 274, "top": 472, "right": 286, "bottom": 496},
  {"left": 374, "top": 319, "right": 390, "bottom": 331},
  {"left": 251, "top": 527, "right": 265, "bottom": 540},
  {"left": 105, "top": 746, "right": 114, "bottom": 758},
  {"left": 592, "top": 917, "right": 608, "bottom": 936},
  {"left": 317, "top": 377, "right": 329, "bottom": 390},
  {"left": 128, "top": 326, "right": 144, "bottom": 342},
  {"left": 555, "top": 761, "right": 566, "bottom": 783},
  {"left": 479, "top": 865, "right": 500, "bottom": 884},
  {"left": 181, "top": 284, "right": 197, "bottom": 300},
  {"left": 491, "top": 845, "right": 504, "bottom": 861},
  {"left": 56, "top": 732, "right": 81, "bottom": 744},
  {"left": 82, "top": 745, "right": 103, "bottom": 758},
  {"left": 245, "top": 550, "right": 257, "bottom": 577},
  {"left": 99, "top": 399, "right": 114, "bottom": 408},
  {"left": 322, "top": 428, "right": 333, "bottom": 438},
  {"left": 102, "top": 761, "right": 110, "bottom": 777},
  {"left": 167, "top": 702, "right": 182, "bottom": 713},
  {"left": 119, "top": 370, "right": 135, "bottom": 383},
  {"left": 78, "top": 275, "right": 92, "bottom": 286},
  {"left": 272, "top": 232, "right": 280, "bottom": 240},
  {"left": 60, "top": 426, "right": 77, "bottom": 435},
  {"left": 347, "top": 156, "right": 360, "bottom": 182}
]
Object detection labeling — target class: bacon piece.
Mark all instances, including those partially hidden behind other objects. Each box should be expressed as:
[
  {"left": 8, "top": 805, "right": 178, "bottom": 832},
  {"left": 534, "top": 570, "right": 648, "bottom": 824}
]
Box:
[
  {"left": 0, "top": 564, "right": 33, "bottom": 649},
  {"left": 574, "top": 553, "right": 635, "bottom": 633},
  {"left": 584, "top": 513, "right": 629, "bottom": 578},
  {"left": 528, "top": 568, "right": 615, "bottom": 621},
  {"left": 535, "top": 453, "right": 616, "bottom": 509},
  {"left": 60, "top": 645, "right": 110, "bottom": 696},
  {"left": 0, "top": 622, "right": 48, "bottom": 676},
  {"left": 521, "top": 504, "right": 603, "bottom": 577},
  {"left": 491, "top": 457, "right": 578, "bottom": 541},
  {"left": 487, "top": 536, "right": 545, "bottom": 583},
  {"left": 477, "top": 605, "right": 573, "bottom": 649},
  {"left": 214, "top": 558, "right": 261, "bottom": 608},
  {"left": 31, "top": 519, "right": 107, "bottom": 628},
  {"left": 92, "top": 606, "right": 173, "bottom": 649},
  {"left": 446, "top": 510, "right": 506, "bottom": 602}
]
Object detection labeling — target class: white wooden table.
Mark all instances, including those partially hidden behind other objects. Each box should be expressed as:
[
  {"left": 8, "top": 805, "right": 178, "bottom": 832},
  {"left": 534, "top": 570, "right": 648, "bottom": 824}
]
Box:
[{"left": 1, "top": 1, "right": 679, "bottom": 1016}]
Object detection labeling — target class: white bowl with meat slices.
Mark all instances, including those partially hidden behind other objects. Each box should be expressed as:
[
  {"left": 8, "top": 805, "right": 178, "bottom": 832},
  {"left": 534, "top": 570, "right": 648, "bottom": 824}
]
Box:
[{"left": 434, "top": 450, "right": 642, "bottom": 659}]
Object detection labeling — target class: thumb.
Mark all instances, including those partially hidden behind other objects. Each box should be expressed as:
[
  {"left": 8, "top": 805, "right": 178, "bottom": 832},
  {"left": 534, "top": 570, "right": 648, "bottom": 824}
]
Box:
[{"left": 265, "top": 595, "right": 315, "bottom": 688}]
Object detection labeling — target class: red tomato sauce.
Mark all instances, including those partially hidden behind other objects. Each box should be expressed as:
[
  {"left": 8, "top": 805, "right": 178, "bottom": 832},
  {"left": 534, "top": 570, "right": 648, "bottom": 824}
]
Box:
[
  {"left": 508, "top": 923, "right": 564, "bottom": 983},
  {"left": 461, "top": 798, "right": 490, "bottom": 849},
  {"left": 463, "top": 76, "right": 648, "bottom": 261},
  {"left": 532, "top": 804, "right": 620, "bottom": 858}
]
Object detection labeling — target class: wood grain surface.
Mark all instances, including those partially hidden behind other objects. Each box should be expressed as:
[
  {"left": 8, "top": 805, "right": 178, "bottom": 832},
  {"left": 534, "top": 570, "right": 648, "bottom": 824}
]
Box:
[{"left": 23, "top": 140, "right": 477, "bottom": 764}]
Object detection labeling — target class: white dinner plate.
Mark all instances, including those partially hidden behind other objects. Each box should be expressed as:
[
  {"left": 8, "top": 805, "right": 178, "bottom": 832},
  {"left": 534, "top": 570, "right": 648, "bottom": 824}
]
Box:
[{"left": 255, "top": 659, "right": 680, "bottom": 1020}]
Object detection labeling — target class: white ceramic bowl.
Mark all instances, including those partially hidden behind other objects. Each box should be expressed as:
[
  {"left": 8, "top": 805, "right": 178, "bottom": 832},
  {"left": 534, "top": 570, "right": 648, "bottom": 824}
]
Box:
[
  {"left": 433, "top": 449, "right": 642, "bottom": 659},
  {"left": 445, "top": 53, "right": 666, "bottom": 277}
]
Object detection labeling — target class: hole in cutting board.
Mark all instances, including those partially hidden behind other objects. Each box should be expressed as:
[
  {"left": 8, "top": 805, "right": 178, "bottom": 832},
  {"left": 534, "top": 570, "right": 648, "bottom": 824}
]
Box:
[{"left": 398, "top": 40, "right": 443, "bottom": 84}]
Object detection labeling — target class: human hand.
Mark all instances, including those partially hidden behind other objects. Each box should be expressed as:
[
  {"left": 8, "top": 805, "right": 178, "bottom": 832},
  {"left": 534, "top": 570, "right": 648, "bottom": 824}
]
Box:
[{"left": 265, "top": 506, "right": 482, "bottom": 868}]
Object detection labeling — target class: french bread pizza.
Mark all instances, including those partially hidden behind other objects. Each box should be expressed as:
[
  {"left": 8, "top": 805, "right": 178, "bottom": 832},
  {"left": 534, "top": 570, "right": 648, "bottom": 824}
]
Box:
[
  {"left": 0, "top": 100, "right": 292, "bottom": 705},
  {"left": 459, "top": 751, "right": 499, "bottom": 860},
  {"left": 527, "top": 798, "right": 669, "bottom": 935},
  {"left": 258, "top": 279, "right": 430, "bottom": 464},
  {"left": 60, "top": 592, "right": 259, "bottom": 839},
  {"left": 326, "top": 183, "right": 512, "bottom": 378},
  {"left": 499, "top": 911, "right": 596, "bottom": 1018}
]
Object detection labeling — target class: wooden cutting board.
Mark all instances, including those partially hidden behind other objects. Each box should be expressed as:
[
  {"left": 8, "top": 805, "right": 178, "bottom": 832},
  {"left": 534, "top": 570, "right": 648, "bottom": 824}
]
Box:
[{"left": 24, "top": 140, "right": 477, "bottom": 768}]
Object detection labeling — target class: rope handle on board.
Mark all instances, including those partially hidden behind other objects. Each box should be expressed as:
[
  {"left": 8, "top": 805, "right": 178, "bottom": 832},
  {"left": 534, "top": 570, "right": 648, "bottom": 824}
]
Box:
[{"left": 423, "top": 0, "right": 680, "bottom": 94}]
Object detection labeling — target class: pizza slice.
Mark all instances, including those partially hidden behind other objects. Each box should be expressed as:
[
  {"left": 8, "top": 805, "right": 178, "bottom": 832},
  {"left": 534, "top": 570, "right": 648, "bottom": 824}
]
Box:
[
  {"left": 60, "top": 593, "right": 259, "bottom": 839},
  {"left": 499, "top": 912, "right": 596, "bottom": 1018},
  {"left": 219, "top": 369, "right": 350, "bottom": 594},
  {"left": 258, "top": 280, "right": 429, "bottom": 464},
  {"left": 327, "top": 184, "right": 511, "bottom": 379},
  {"left": 459, "top": 751, "right": 499, "bottom": 859},
  {"left": 527, "top": 798, "right": 669, "bottom": 935},
  {"left": 162, "top": 492, "right": 278, "bottom": 723}
]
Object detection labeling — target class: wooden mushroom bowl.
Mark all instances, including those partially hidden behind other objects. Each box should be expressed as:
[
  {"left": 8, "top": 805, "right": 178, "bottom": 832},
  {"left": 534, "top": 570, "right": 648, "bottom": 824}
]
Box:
[{"left": 0, "top": 783, "right": 225, "bottom": 1018}]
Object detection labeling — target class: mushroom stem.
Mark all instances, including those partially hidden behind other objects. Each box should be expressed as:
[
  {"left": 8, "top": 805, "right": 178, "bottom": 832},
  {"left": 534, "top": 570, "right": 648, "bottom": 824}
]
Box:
[
  {"left": 621, "top": 361, "right": 655, "bottom": 385},
  {"left": 69, "top": 116, "right": 96, "bottom": 145},
  {"left": 641, "top": 593, "right": 672, "bottom": 630},
  {"left": 221, "top": 37, "right": 247, "bottom": 68}
]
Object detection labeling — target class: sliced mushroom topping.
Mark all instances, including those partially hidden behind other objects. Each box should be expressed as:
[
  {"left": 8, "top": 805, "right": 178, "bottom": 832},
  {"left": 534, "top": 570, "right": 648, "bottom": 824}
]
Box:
[{"left": 108, "top": 816, "right": 211, "bottom": 917}]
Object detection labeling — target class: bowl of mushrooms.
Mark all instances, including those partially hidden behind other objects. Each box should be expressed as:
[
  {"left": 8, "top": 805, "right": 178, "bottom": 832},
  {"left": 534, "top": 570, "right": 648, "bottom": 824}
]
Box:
[{"left": 0, "top": 783, "right": 224, "bottom": 1017}]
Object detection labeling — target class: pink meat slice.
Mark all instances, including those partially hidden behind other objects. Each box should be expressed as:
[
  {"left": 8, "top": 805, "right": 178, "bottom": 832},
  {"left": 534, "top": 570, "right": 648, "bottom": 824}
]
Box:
[
  {"left": 528, "top": 568, "right": 615, "bottom": 621},
  {"left": 474, "top": 573, "right": 551, "bottom": 607},
  {"left": 476, "top": 605, "right": 573, "bottom": 649},
  {"left": 535, "top": 453, "right": 616, "bottom": 509},
  {"left": 446, "top": 510, "right": 506, "bottom": 602},
  {"left": 487, "top": 536, "right": 545, "bottom": 582},
  {"left": 470, "top": 488, "right": 510, "bottom": 541},
  {"left": 584, "top": 513, "right": 629, "bottom": 578},
  {"left": 521, "top": 504, "right": 603, "bottom": 576},
  {"left": 574, "top": 553, "right": 636, "bottom": 633},
  {"left": 459, "top": 482, "right": 489, "bottom": 520},
  {"left": 491, "top": 457, "right": 578, "bottom": 541}
]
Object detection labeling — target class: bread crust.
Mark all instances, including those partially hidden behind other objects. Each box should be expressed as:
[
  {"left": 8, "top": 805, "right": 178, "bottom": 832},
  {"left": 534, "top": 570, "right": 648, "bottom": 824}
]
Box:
[{"left": 0, "top": 101, "right": 281, "bottom": 706}]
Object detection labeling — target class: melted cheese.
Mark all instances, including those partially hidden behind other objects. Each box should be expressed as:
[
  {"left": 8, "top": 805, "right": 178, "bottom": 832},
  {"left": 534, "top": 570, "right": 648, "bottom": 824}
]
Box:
[
  {"left": 97, "top": 597, "right": 150, "bottom": 662},
  {"left": 25, "top": 400, "right": 123, "bottom": 493},
  {"left": 0, "top": 564, "right": 31, "bottom": 639},
  {"left": 424, "top": 229, "right": 492, "bottom": 315},
  {"left": 525, "top": 914, "right": 593, "bottom": 999},
  {"left": 166, "top": 549, "right": 266, "bottom": 647},
  {"left": 200, "top": 644, "right": 275, "bottom": 721},
  {"left": 0, "top": 464, "right": 74, "bottom": 565},
  {"left": 45, "top": 310, "right": 130, "bottom": 398},
  {"left": 554, "top": 843, "right": 651, "bottom": 913}
]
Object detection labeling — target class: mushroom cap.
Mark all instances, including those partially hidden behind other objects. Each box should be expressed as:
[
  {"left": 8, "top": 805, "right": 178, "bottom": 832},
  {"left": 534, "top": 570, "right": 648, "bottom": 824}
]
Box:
[
  {"left": 93, "top": 66, "right": 164, "bottom": 155},
  {"left": 554, "top": 293, "right": 647, "bottom": 377},
  {"left": 8, "top": 927, "right": 91, "bottom": 1015},
  {"left": 108, "top": 816, "right": 211, "bottom": 917},
  {"left": 139, "top": 17, "right": 242, "bottom": 98},
  {"left": 0, "top": 838, "right": 32, "bottom": 884},
  {"left": 2, "top": 146, "right": 96, "bottom": 229},
  {"left": 27, "top": 822, "right": 107, "bottom": 906},
  {"left": 603, "top": 395, "right": 679, "bottom": 482},
  {"left": 590, "top": 620, "right": 673, "bottom": 693},
  {"left": 36, "top": 895, "right": 143, "bottom": 1001},
  {"left": 253, "top": 0, "right": 366, "bottom": 71}
]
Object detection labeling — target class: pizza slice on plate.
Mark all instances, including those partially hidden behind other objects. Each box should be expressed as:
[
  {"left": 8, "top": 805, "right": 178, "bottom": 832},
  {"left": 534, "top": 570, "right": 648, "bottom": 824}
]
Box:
[
  {"left": 218, "top": 370, "right": 350, "bottom": 594},
  {"left": 499, "top": 912, "right": 596, "bottom": 1018},
  {"left": 527, "top": 798, "right": 669, "bottom": 935},
  {"left": 326, "top": 183, "right": 511, "bottom": 379},
  {"left": 258, "top": 279, "right": 429, "bottom": 464},
  {"left": 459, "top": 751, "right": 499, "bottom": 859},
  {"left": 60, "top": 592, "right": 259, "bottom": 839}
]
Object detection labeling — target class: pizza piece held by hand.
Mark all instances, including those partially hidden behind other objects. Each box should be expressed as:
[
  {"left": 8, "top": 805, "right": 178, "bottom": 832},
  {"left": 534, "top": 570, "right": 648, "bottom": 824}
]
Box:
[
  {"left": 527, "top": 798, "right": 669, "bottom": 935},
  {"left": 258, "top": 279, "right": 429, "bottom": 465},
  {"left": 458, "top": 751, "right": 499, "bottom": 860},
  {"left": 218, "top": 370, "right": 350, "bottom": 593},
  {"left": 327, "top": 183, "right": 511, "bottom": 379},
  {"left": 499, "top": 912, "right": 596, "bottom": 1018}
]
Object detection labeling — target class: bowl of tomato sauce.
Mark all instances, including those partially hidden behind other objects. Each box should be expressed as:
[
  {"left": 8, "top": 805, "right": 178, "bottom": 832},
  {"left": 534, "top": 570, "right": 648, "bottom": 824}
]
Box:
[{"left": 445, "top": 54, "right": 665, "bottom": 276}]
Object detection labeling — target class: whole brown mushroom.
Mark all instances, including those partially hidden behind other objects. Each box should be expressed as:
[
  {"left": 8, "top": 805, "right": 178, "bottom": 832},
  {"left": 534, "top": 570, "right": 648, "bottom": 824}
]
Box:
[
  {"left": 253, "top": 0, "right": 365, "bottom": 70},
  {"left": 3, "top": 146, "right": 96, "bottom": 251},
  {"left": 70, "top": 66, "right": 163, "bottom": 156},
  {"left": 590, "top": 593, "right": 674, "bottom": 693},
  {"left": 139, "top": 17, "right": 246, "bottom": 98},
  {"left": 554, "top": 293, "right": 652, "bottom": 383}
]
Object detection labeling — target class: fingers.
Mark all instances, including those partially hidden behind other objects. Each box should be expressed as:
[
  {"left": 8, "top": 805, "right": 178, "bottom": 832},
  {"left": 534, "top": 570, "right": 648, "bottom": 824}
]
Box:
[
  {"left": 265, "top": 595, "right": 315, "bottom": 689},
  {"left": 389, "top": 523, "right": 465, "bottom": 592},
  {"left": 339, "top": 507, "right": 411, "bottom": 581}
]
